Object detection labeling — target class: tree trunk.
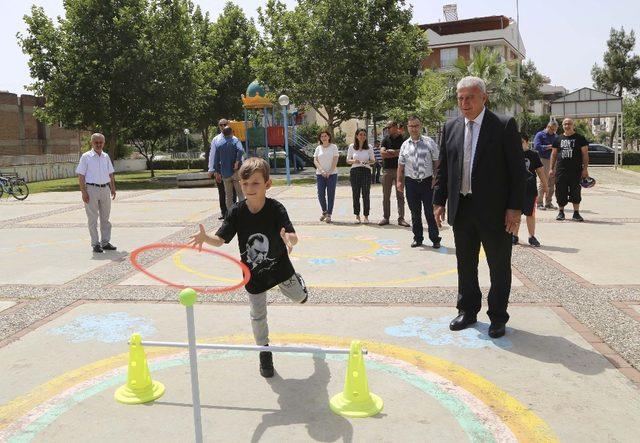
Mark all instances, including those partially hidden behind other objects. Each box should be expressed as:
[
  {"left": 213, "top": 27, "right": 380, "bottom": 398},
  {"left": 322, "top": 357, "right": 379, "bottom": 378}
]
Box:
[
  {"left": 326, "top": 109, "right": 336, "bottom": 136},
  {"left": 201, "top": 127, "right": 210, "bottom": 171},
  {"left": 609, "top": 117, "right": 618, "bottom": 150},
  {"left": 107, "top": 132, "right": 118, "bottom": 160},
  {"left": 373, "top": 116, "right": 378, "bottom": 142},
  {"left": 149, "top": 156, "right": 155, "bottom": 178}
]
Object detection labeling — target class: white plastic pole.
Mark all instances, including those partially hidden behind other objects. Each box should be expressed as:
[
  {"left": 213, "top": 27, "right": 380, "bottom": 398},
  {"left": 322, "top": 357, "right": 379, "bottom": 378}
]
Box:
[
  {"left": 185, "top": 306, "right": 203, "bottom": 443},
  {"left": 139, "top": 340, "right": 364, "bottom": 355}
]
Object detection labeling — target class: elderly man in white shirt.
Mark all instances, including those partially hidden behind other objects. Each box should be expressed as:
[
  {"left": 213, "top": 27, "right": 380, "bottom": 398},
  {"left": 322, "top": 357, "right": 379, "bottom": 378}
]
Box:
[
  {"left": 397, "top": 116, "right": 442, "bottom": 249},
  {"left": 76, "top": 133, "right": 116, "bottom": 253}
]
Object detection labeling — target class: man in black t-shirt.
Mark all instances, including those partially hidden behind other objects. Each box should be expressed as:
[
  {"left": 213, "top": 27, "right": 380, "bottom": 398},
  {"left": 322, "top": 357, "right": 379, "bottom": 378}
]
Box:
[
  {"left": 378, "top": 121, "right": 409, "bottom": 226},
  {"left": 190, "top": 158, "right": 308, "bottom": 379},
  {"left": 550, "top": 118, "right": 590, "bottom": 222}
]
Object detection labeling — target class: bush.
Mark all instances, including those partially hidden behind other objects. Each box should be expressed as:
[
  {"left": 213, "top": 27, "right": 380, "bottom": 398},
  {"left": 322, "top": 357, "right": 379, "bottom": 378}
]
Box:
[
  {"left": 623, "top": 151, "right": 640, "bottom": 165},
  {"left": 295, "top": 123, "right": 324, "bottom": 143},
  {"left": 152, "top": 159, "right": 207, "bottom": 170}
]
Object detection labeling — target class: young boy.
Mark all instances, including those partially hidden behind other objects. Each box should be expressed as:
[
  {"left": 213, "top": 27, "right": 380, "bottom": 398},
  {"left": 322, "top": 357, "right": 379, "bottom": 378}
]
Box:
[
  {"left": 513, "top": 134, "right": 548, "bottom": 247},
  {"left": 190, "top": 157, "right": 308, "bottom": 378}
]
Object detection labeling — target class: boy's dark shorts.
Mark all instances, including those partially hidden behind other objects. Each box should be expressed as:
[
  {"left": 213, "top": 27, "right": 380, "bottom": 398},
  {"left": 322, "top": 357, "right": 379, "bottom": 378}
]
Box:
[
  {"left": 523, "top": 194, "right": 537, "bottom": 217},
  {"left": 555, "top": 173, "right": 582, "bottom": 207}
]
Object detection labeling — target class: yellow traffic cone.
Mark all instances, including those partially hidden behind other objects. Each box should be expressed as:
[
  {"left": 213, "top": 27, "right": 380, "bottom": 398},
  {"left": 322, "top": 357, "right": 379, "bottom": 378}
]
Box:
[
  {"left": 330, "top": 340, "right": 383, "bottom": 418},
  {"left": 115, "top": 333, "right": 165, "bottom": 404}
]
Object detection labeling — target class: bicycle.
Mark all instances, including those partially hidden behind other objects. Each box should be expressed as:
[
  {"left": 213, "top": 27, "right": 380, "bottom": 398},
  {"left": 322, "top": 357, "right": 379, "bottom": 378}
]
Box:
[{"left": 0, "top": 172, "right": 30, "bottom": 201}]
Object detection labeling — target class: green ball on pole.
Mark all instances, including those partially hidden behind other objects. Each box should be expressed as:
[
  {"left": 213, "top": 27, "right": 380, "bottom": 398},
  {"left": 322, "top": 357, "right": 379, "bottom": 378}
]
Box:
[{"left": 179, "top": 288, "right": 198, "bottom": 307}]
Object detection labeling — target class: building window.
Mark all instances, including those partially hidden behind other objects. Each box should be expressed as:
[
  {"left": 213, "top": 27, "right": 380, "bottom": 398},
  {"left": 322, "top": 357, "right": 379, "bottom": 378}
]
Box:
[{"left": 440, "top": 48, "right": 458, "bottom": 68}]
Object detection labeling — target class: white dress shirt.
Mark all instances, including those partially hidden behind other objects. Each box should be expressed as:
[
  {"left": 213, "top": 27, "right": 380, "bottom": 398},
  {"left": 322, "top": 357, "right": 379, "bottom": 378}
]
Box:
[
  {"left": 398, "top": 135, "right": 439, "bottom": 179},
  {"left": 76, "top": 149, "right": 114, "bottom": 184},
  {"left": 463, "top": 107, "right": 486, "bottom": 193}
]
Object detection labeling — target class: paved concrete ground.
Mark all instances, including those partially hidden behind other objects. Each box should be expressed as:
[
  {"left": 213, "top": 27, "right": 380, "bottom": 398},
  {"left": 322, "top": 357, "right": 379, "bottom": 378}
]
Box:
[{"left": 1, "top": 166, "right": 640, "bottom": 441}]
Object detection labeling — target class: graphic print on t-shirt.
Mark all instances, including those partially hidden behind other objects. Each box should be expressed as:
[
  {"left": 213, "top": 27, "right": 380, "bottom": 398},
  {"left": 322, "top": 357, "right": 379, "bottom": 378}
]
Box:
[
  {"left": 523, "top": 149, "right": 542, "bottom": 195},
  {"left": 244, "top": 233, "right": 276, "bottom": 272},
  {"left": 215, "top": 198, "right": 296, "bottom": 294},
  {"left": 560, "top": 138, "right": 575, "bottom": 159}
]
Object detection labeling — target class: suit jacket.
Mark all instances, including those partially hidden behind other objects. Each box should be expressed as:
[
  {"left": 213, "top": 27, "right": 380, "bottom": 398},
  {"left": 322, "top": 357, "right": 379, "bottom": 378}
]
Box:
[{"left": 433, "top": 109, "right": 526, "bottom": 227}]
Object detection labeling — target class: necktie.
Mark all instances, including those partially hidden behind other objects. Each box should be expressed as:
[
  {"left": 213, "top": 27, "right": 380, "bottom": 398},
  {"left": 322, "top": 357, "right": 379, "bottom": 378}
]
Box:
[{"left": 461, "top": 120, "right": 474, "bottom": 195}]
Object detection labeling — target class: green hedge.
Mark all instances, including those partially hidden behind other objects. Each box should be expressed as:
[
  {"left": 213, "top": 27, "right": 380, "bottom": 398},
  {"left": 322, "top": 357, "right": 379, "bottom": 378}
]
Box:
[
  {"left": 150, "top": 155, "right": 355, "bottom": 170},
  {"left": 152, "top": 159, "right": 207, "bottom": 170},
  {"left": 623, "top": 151, "right": 640, "bottom": 165}
]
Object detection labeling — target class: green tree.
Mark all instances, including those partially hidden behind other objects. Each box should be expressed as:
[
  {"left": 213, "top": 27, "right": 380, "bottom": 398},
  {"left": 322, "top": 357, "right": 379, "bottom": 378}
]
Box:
[
  {"left": 520, "top": 60, "right": 544, "bottom": 110},
  {"left": 191, "top": 2, "right": 258, "bottom": 157},
  {"left": 623, "top": 97, "right": 640, "bottom": 146},
  {"left": 387, "top": 68, "right": 448, "bottom": 135},
  {"left": 519, "top": 114, "right": 554, "bottom": 139},
  {"left": 592, "top": 27, "right": 640, "bottom": 147},
  {"left": 252, "top": 0, "right": 428, "bottom": 134},
  {"left": 128, "top": 0, "right": 198, "bottom": 176},
  {"left": 18, "top": 0, "right": 151, "bottom": 159},
  {"left": 518, "top": 60, "right": 547, "bottom": 137},
  {"left": 446, "top": 47, "right": 522, "bottom": 112}
]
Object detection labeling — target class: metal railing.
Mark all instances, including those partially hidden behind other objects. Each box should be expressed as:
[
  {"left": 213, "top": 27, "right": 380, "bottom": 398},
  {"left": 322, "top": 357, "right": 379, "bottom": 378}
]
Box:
[{"left": 0, "top": 153, "right": 80, "bottom": 167}]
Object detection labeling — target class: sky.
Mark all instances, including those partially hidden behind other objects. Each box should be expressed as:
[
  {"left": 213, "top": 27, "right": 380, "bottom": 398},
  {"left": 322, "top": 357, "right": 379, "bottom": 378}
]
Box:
[{"left": 2, "top": 0, "right": 639, "bottom": 95}]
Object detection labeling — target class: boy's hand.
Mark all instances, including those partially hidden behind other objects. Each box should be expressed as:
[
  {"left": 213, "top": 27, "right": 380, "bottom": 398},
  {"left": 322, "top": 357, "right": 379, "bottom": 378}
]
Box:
[
  {"left": 280, "top": 228, "right": 294, "bottom": 254},
  {"left": 189, "top": 224, "right": 208, "bottom": 252}
]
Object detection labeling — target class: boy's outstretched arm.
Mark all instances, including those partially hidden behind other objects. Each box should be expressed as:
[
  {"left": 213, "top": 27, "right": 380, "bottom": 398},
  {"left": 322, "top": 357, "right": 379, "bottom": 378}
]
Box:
[
  {"left": 280, "top": 227, "right": 298, "bottom": 254},
  {"left": 189, "top": 224, "right": 224, "bottom": 251}
]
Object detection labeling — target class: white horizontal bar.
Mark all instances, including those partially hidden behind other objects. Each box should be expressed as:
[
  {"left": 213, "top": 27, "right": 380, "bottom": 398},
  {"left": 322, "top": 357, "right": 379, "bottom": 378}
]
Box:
[{"left": 138, "top": 340, "right": 366, "bottom": 355}]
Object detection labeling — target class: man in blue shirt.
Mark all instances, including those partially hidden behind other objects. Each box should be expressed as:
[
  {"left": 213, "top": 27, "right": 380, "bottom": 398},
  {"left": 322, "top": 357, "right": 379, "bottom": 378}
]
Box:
[
  {"left": 208, "top": 119, "right": 234, "bottom": 219},
  {"left": 532, "top": 120, "right": 558, "bottom": 209},
  {"left": 213, "top": 126, "right": 245, "bottom": 213}
]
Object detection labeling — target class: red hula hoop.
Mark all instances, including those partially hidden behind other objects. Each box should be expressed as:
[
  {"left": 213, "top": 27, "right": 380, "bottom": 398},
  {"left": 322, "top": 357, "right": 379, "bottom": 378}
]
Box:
[{"left": 130, "top": 243, "right": 251, "bottom": 294}]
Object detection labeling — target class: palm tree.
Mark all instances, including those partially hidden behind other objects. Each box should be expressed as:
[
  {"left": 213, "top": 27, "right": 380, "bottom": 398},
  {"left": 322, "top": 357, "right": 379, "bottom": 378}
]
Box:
[{"left": 445, "top": 47, "right": 523, "bottom": 112}]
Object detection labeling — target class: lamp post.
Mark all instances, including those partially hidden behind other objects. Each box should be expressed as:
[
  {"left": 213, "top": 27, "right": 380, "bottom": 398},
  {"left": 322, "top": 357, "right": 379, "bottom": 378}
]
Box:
[
  {"left": 278, "top": 94, "right": 291, "bottom": 185},
  {"left": 184, "top": 128, "right": 190, "bottom": 171}
]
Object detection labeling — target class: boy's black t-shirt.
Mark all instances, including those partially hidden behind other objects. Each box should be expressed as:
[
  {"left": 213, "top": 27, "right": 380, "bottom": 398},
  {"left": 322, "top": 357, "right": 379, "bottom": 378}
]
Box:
[
  {"left": 381, "top": 134, "right": 404, "bottom": 169},
  {"left": 552, "top": 133, "right": 588, "bottom": 177},
  {"left": 216, "top": 198, "right": 295, "bottom": 294},
  {"left": 524, "top": 149, "right": 543, "bottom": 196}
]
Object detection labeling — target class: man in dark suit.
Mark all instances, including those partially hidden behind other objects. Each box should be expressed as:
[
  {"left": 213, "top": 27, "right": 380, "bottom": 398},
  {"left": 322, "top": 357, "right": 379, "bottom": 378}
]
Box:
[{"left": 433, "top": 76, "right": 525, "bottom": 338}]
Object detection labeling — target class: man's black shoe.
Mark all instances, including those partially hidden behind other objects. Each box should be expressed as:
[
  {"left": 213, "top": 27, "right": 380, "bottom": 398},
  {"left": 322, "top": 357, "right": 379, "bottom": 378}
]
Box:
[
  {"left": 102, "top": 243, "right": 117, "bottom": 251},
  {"left": 512, "top": 235, "right": 519, "bottom": 245},
  {"left": 411, "top": 240, "right": 423, "bottom": 248},
  {"left": 432, "top": 237, "right": 441, "bottom": 249},
  {"left": 556, "top": 211, "right": 565, "bottom": 221},
  {"left": 259, "top": 348, "right": 274, "bottom": 378},
  {"left": 528, "top": 236, "right": 541, "bottom": 247},
  {"left": 92, "top": 245, "right": 104, "bottom": 253},
  {"left": 449, "top": 313, "right": 477, "bottom": 331},
  {"left": 218, "top": 215, "right": 225, "bottom": 220},
  {"left": 488, "top": 322, "right": 506, "bottom": 338},
  {"left": 572, "top": 211, "right": 584, "bottom": 222}
]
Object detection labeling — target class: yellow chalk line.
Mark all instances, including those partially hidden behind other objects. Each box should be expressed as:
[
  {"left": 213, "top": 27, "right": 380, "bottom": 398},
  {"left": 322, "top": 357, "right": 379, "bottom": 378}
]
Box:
[{"left": 1, "top": 333, "right": 556, "bottom": 442}]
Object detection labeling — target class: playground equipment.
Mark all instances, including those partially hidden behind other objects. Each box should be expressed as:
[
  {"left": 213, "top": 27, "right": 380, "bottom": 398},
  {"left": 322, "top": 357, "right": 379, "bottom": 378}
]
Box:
[
  {"left": 118, "top": 245, "right": 383, "bottom": 442},
  {"left": 240, "top": 80, "right": 314, "bottom": 172}
]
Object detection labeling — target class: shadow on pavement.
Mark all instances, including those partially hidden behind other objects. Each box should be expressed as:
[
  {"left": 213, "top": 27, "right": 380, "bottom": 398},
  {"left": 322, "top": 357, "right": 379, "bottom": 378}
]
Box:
[
  {"left": 478, "top": 326, "right": 611, "bottom": 375},
  {"left": 251, "top": 353, "right": 354, "bottom": 443},
  {"left": 538, "top": 245, "right": 580, "bottom": 253},
  {"left": 91, "top": 250, "right": 129, "bottom": 261}
]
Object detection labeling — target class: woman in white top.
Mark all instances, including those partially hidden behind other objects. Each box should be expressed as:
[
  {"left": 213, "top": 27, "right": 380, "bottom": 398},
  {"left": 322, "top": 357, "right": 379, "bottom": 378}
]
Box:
[
  {"left": 313, "top": 131, "right": 340, "bottom": 223},
  {"left": 347, "top": 129, "right": 376, "bottom": 223}
]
